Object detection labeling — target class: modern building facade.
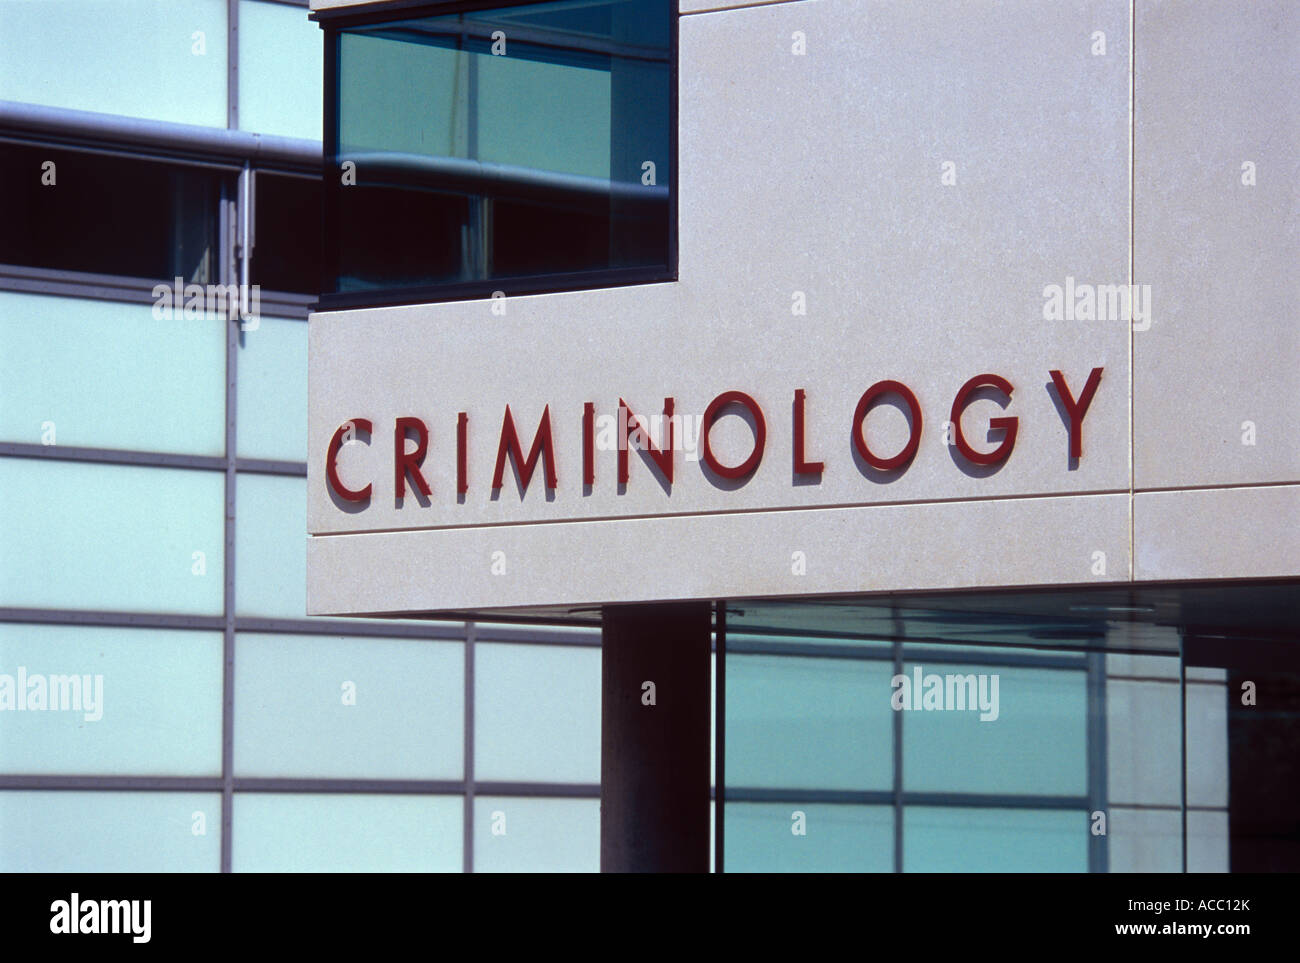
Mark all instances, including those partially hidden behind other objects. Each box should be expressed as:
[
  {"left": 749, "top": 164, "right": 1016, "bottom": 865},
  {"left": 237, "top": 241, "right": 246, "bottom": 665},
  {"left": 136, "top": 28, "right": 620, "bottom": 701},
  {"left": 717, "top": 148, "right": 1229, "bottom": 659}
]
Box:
[
  {"left": 305, "top": 0, "right": 1299, "bottom": 872},
  {"left": 1, "top": 0, "right": 607, "bottom": 873},
  {"left": 2, "top": 0, "right": 1297, "bottom": 873}
]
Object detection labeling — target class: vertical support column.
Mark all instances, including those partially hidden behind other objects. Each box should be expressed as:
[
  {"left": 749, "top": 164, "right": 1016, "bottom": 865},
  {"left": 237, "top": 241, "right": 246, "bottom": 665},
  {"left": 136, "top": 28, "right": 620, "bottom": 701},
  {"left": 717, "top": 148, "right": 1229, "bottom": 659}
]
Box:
[
  {"left": 600, "top": 601, "right": 710, "bottom": 873},
  {"left": 1085, "top": 648, "right": 1109, "bottom": 873}
]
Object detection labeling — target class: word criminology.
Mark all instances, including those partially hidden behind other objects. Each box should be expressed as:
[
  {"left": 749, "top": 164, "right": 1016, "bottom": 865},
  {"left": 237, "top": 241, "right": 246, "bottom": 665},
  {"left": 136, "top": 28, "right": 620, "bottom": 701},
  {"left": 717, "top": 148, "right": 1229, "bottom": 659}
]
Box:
[{"left": 324, "top": 368, "right": 1103, "bottom": 504}]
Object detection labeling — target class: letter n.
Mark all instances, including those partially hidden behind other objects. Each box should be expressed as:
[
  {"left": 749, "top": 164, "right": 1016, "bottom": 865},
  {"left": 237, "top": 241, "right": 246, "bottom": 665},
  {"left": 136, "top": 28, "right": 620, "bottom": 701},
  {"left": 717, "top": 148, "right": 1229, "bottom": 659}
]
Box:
[{"left": 618, "top": 398, "right": 674, "bottom": 485}]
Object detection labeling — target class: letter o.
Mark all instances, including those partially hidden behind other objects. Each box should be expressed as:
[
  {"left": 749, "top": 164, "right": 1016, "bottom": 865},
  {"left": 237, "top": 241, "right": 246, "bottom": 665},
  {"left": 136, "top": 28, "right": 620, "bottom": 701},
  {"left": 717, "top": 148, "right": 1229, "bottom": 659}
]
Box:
[
  {"left": 852, "top": 380, "right": 922, "bottom": 471},
  {"left": 701, "top": 391, "right": 766, "bottom": 480}
]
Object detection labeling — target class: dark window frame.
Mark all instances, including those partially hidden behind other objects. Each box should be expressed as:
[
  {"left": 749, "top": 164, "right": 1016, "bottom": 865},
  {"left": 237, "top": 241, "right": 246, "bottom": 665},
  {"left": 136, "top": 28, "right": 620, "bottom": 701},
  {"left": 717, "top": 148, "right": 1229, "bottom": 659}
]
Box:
[{"left": 313, "top": 0, "right": 679, "bottom": 310}]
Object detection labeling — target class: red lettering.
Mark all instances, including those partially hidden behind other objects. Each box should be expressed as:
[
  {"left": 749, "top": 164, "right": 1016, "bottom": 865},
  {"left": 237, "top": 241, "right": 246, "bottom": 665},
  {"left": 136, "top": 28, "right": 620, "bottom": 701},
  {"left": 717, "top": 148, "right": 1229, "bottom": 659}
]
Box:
[
  {"left": 583, "top": 402, "right": 596, "bottom": 487},
  {"left": 457, "top": 412, "right": 468, "bottom": 495},
  {"left": 618, "top": 398, "right": 674, "bottom": 485},
  {"left": 701, "top": 390, "right": 766, "bottom": 480},
  {"left": 1049, "top": 367, "right": 1103, "bottom": 460},
  {"left": 394, "top": 416, "right": 432, "bottom": 498},
  {"left": 326, "top": 418, "right": 372, "bottom": 503},
  {"left": 950, "top": 374, "right": 1017, "bottom": 466},
  {"left": 793, "top": 388, "right": 824, "bottom": 476},
  {"left": 853, "top": 380, "right": 922, "bottom": 471},
  {"left": 492, "top": 405, "right": 557, "bottom": 493}
]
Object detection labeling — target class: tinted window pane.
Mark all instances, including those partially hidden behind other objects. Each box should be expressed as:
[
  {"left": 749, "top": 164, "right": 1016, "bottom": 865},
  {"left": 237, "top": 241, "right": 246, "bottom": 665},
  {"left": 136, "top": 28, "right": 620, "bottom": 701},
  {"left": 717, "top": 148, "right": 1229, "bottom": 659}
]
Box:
[
  {"left": 901, "top": 662, "right": 1088, "bottom": 796},
  {"left": 0, "top": 291, "right": 226, "bottom": 455},
  {"left": 0, "top": 143, "right": 225, "bottom": 283},
  {"left": 726, "top": 654, "right": 895, "bottom": 791},
  {"left": 236, "top": 315, "right": 307, "bottom": 461},
  {"left": 0, "top": 624, "right": 223, "bottom": 776},
  {"left": 232, "top": 793, "right": 461, "bottom": 872},
  {"left": 0, "top": 0, "right": 227, "bottom": 127},
  {"left": 904, "top": 807, "right": 1088, "bottom": 873},
  {"left": 252, "top": 173, "right": 323, "bottom": 295},
  {"left": 0, "top": 458, "right": 225, "bottom": 615},
  {"left": 235, "top": 472, "right": 306, "bottom": 618},
  {"left": 0, "top": 791, "right": 220, "bottom": 872},
  {"left": 238, "top": 0, "right": 323, "bottom": 140},
  {"left": 473, "top": 796, "right": 599, "bottom": 873},
  {"left": 474, "top": 642, "right": 600, "bottom": 783},
  {"left": 330, "top": 0, "right": 671, "bottom": 298},
  {"left": 233, "top": 632, "right": 463, "bottom": 779},
  {"left": 725, "top": 803, "right": 893, "bottom": 873}
]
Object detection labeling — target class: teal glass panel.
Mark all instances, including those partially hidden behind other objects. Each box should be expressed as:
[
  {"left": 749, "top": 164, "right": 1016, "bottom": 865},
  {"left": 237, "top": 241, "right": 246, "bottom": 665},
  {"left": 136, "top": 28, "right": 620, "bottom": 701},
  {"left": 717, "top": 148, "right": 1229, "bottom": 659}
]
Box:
[
  {"left": 232, "top": 793, "right": 461, "bottom": 872},
  {"left": 473, "top": 796, "right": 598, "bottom": 873},
  {"left": 235, "top": 315, "right": 306, "bottom": 461},
  {"left": 475, "top": 54, "right": 610, "bottom": 179},
  {"left": 0, "top": 791, "right": 220, "bottom": 872},
  {"left": 726, "top": 654, "right": 895, "bottom": 791},
  {"left": 474, "top": 643, "right": 600, "bottom": 783},
  {"left": 235, "top": 472, "right": 305, "bottom": 618},
  {"left": 0, "top": 457, "right": 225, "bottom": 615},
  {"left": 0, "top": 292, "right": 225, "bottom": 455},
  {"left": 0, "top": 0, "right": 227, "bottom": 127},
  {"left": 725, "top": 803, "right": 894, "bottom": 873},
  {"left": 238, "top": 0, "right": 323, "bottom": 141},
  {"left": 235, "top": 471, "right": 445, "bottom": 625},
  {"left": 233, "top": 632, "right": 463, "bottom": 779},
  {"left": 901, "top": 662, "right": 1087, "bottom": 795},
  {"left": 330, "top": 0, "right": 671, "bottom": 296},
  {"left": 0, "top": 624, "right": 222, "bottom": 775},
  {"left": 904, "top": 807, "right": 1088, "bottom": 872}
]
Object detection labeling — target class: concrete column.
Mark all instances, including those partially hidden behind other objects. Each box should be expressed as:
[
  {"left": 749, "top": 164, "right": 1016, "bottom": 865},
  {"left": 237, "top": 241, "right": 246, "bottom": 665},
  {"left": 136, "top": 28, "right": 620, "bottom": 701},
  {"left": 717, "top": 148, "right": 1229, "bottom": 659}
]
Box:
[{"left": 600, "top": 601, "right": 711, "bottom": 873}]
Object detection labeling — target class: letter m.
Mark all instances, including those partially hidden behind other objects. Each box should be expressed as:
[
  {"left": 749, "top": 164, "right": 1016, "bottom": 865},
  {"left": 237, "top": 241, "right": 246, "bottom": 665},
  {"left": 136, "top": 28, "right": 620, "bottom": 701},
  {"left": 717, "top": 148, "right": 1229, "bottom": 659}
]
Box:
[
  {"left": 101, "top": 901, "right": 129, "bottom": 934},
  {"left": 1095, "top": 284, "right": 1130, "bottom": 321},
  {"left": 207, "top": 283, "right": 240, "bottom": 320},
  {"left": 945, "top": 674, "right": 977, "bottom": 711},
  {"left": 492, "top": 405, "right": 557, "bottom": 494},
  {"left": 49, "top": 674, "right": 81, "bottom": 711}
]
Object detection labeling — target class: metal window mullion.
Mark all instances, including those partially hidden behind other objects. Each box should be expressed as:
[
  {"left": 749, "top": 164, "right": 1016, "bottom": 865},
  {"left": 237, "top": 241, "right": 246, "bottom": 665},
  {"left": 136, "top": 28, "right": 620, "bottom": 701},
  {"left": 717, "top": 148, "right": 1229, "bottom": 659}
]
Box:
[
  {"left": 228, "top": 0, "right": 239, "bottom": 130},
  {"left": 463, "top": 620, "right": 475, "bottom": 873},
  {"left": 1086, "top": 649, "right": 1109, "bottom": 873},
  {"left": 714, "top": 601, "right": 725, "bottom": 875},
  {"left": 220, "top": 174, "right": 240, "bottom": 874}
]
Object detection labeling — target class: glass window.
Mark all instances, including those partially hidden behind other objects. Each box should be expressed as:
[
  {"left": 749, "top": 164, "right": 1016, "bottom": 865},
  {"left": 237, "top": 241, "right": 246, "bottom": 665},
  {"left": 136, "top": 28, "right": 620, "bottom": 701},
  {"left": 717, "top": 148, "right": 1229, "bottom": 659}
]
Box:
[
  {"left": 231, "top": 793, "right": 461, "bottom": 872},
  {"left": 0, "top": 0, "right": 227, "bottom": 127},
  {"left": 474, "top": 642, "right": 600, "bottom": 783},
  {"left": 1106, "top": 678, "right": 1182, "bottom": 806},
  {"left": 238, "top": 0, "right": 323, "bottom": 141},
  {"left": 903, "top": 807, "right": 1088, "bottom": 873},
  {"left": 233, "top": 632, "right": 463, "bottom": 779},
  {"left": 251, "top": 173, "right": 324, "bottom": 295},
  {"left": 901, "top": 662, "right": 1088, "bottom": 796},
  {"left": 236, "top": 472, "right": 442, "bottom": 625},
  {"left": 326, "top": 0, "right": 672, "bottom": 303},
  {"left": 0, "top": 143, "right": 227, "bottom": 283},
  {"left": 0, "top": 292, "right": 226, "bottom": 455},
  {"left": 725, "top": 803, "right": 893, "bottom": 873},
  {"left": 473, "top": 796, "right": 598, "bottom": 873},
  {"left": 0, "top": 624, "right": 222, "bottom": 776},
  {"left": 727, "top": 654, "right": 895, "bottom": 791},
  {"left": 0, "top": 458, "right": 225, "bottom": 615},
  {"left": 236, "top": 315, "right": 307, "bottom": 461},
  {"left": 0, "top": 791, "right": 220, "bottom": 872},
  {"left": 235, "top": 472, "right": 306, "bottom": 618}
]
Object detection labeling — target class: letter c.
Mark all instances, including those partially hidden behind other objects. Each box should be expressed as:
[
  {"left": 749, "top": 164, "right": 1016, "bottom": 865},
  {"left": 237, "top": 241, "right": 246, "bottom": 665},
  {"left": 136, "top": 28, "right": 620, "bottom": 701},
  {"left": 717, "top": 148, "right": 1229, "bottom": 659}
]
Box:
[{"left": 327, "top": 419, "right": 373, "bottom": 502}]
